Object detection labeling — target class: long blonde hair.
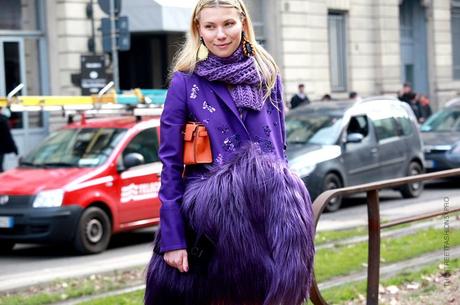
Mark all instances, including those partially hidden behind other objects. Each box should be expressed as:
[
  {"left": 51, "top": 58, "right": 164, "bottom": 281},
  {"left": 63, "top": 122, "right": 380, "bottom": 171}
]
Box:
[{"left": 172, "top": 0, "right": 279, "bottom": 100}]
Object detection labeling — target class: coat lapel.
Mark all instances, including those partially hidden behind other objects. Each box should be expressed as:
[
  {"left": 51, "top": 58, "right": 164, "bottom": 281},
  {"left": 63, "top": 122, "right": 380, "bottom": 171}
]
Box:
[
  {"left": 196, "top": 76, "right": 250, "bottom": 137},
  {"left": 207, "top": 81, "right": 241, "bottom": 121}
]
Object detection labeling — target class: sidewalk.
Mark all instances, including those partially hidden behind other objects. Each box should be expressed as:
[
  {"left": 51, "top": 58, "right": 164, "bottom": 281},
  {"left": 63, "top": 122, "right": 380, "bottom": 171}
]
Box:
[
  {"left": 317, "top": 195, "right": 460, "bottom": 231},
  {"left": 0, "top": 251, "right": 150, "bottom": 293}
]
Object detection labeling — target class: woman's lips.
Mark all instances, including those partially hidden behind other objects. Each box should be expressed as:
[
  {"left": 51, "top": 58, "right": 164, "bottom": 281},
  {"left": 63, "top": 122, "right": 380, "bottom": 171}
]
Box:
[{"left": 215, "top": 42, "right": 231, "bottom": 49}]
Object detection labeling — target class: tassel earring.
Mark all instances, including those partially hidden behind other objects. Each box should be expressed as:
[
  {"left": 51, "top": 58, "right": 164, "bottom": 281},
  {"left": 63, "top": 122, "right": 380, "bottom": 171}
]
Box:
[
  {"left": 241, "top": 31, "right": 255, "bottom": 57},
  {"left": 197, "top": 37, "right": 209, "bottom": 61}
]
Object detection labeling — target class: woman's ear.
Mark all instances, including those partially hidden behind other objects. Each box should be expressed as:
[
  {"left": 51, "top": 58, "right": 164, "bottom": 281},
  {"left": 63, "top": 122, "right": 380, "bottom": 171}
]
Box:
[{"left": 242, "top": 19, "right": 249, "bottom": 36}]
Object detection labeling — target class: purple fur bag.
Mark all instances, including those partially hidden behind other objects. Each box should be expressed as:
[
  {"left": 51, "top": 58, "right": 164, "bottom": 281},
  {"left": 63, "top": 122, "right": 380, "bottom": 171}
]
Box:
[{"left": 145, "top": 144, "right": 315, "bottom": 305}]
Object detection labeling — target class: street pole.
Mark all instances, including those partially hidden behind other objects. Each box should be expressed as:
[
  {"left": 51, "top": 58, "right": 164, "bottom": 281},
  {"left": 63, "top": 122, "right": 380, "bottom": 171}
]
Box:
[
  {"left": 109, "top": 0, "right": 120, "bottom": 92},
  {"left": 90, "top": 0, "right": 96, "bottom": 54}
]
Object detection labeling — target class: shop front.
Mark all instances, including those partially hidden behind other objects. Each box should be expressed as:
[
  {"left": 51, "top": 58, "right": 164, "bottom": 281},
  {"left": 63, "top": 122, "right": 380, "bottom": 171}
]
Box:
[{"left": 0, "top": 0, "right": 50, "bottom": 170}]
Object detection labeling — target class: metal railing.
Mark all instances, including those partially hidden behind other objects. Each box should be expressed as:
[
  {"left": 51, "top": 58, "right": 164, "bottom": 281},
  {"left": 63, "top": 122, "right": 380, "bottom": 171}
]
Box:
[{"left": 309, "top": 168, "right": 460, "bottom": 305}]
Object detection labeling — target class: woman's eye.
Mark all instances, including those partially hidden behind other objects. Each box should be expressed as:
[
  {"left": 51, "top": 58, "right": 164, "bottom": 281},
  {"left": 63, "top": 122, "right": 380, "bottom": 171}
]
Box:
[
  {"left": 205, "top": 25, "right": 214, "bottom": 29},
  {"left": 225, "top": 22, "right": 235, "bottom": 27}
]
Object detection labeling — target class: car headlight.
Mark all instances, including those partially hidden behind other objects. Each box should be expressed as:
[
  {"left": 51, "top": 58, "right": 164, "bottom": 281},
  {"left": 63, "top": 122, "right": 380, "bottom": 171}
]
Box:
[
  {"left": 290, "top": 162, "right": 316, "bottom": 178},
  {"left": 33, "top": 189, "right": 64, "bottom": 208}
]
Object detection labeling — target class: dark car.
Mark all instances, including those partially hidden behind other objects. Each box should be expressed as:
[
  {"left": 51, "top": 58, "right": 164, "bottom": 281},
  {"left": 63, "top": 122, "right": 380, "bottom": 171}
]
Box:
[
  {"left": 420, "top": 98, "right": 460, "bottom": 172},
  {"left": 286, "top": 97, "right": 425, "bottom": 212}
]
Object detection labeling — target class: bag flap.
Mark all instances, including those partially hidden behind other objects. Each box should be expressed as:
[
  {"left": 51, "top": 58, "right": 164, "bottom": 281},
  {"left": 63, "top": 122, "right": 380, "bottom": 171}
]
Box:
[{"left": 184, "top": 123, "right": 198, "bottom": 141}]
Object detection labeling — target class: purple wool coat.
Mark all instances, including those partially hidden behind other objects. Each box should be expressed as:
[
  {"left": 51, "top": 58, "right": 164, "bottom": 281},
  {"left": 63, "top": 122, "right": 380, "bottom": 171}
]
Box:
[{"left": 158, "top": 71, "right": 287, "bottom": 252}]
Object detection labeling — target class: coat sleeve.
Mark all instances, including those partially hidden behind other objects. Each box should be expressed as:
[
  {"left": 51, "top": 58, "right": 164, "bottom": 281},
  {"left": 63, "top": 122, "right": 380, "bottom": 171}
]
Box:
[{"left": 158, "top": 72, "right": 188, "bottom": 252}]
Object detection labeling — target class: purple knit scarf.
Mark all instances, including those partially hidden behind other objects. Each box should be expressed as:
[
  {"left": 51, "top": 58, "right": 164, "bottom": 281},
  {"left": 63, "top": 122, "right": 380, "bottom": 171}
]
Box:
[{"left": 195, "top": 47, "right": 264, "bottom": 111}]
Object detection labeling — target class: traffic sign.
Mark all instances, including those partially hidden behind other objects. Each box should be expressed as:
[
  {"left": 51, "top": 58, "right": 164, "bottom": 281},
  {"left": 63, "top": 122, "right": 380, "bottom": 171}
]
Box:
[
  {"left": 81, "top": 55, "right": 107, "bottom": 95},
  {"left": 101, "top": 16, "right": 130, "bottom": 52},
  {"left": 98, "top": 0, "right": 121, "bottom": 16}
]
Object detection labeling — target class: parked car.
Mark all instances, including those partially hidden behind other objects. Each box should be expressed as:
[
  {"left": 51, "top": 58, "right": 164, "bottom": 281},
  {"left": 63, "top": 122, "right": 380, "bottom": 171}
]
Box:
[
  {"left": 420, "top": 98, "right": 460, "bottom": 172},
  {"left": 0, "top": 116, "right": 162, "bottom": 254},
  {"left": 286, "top": 97, "right": 425, "bottom": 212}
]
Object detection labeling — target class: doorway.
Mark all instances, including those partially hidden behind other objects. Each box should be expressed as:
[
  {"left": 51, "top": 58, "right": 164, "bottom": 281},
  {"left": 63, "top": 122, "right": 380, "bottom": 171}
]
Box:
[
  {"left": 0, "top": 38, "right": 48, "bottom": 170},
  {"left": 118, "top": 33, "right": 185, "bottom": 90},
  {"left": 399, "top": 0, "right": 429, "bottom": 96}
]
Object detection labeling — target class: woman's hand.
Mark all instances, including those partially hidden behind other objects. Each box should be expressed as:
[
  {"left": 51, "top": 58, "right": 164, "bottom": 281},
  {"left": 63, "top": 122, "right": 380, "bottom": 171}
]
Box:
[{"left": 164, "top": 249, "right": 189, "bottom": 272}]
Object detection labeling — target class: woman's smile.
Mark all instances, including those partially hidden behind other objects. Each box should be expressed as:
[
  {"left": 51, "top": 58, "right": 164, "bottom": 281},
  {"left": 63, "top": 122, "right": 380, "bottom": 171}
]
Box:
[{"left": 215, "top": 42, "right": 232, "bottom": 49}]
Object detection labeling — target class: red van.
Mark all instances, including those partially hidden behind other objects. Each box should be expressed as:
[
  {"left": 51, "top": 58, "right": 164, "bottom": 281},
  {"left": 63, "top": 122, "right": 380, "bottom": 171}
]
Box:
[{"left": 0, "top": 116, "right": 162, "bottom": 254}]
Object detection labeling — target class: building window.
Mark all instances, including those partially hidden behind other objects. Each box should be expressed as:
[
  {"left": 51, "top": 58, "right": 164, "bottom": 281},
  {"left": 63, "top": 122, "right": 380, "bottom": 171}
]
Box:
[
  {"left": 0, "top": 0, "right": 39, "bottom": 31},
  {"left": 328, "top": 12, "right": 348, "bottom": 92},
  {"left": 452, "top": 1, "right": 460, "bottom": 79}
]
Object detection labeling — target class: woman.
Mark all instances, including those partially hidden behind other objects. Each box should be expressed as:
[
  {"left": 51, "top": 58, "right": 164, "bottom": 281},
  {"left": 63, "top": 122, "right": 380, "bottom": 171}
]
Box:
[{"left": 145, "top": 1, "right": 315, "bottom": 305}]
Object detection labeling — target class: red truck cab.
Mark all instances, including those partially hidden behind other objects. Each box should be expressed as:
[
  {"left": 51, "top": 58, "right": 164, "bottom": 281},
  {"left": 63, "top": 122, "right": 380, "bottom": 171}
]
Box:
[{"left": 0, "top": 116, "right": 162, "bottom": 254}]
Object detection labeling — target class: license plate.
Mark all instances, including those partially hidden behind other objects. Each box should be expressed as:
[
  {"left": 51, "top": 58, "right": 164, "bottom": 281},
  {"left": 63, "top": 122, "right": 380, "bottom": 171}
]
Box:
[
  {"left": 424, "top": 160, "right": 434, "bottom": 169},
  {"left": 0, "top": 216, "right": 14, "bottom": 228}
]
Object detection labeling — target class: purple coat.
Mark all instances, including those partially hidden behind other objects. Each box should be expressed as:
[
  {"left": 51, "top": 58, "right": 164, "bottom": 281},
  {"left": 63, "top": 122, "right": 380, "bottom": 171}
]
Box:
[{"left": 158, "top": 71, "right": 287, "bottom": 252}]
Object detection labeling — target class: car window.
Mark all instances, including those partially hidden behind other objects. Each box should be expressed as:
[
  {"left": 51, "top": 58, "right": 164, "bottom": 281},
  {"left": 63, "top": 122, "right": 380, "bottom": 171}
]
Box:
[
  {"left": 286, "top": 115, "right": 343, "bottom": 145},
  {"left": 21, "top": 128, "right": 127, "bottom": 168},
  {"left": 122, "top": 128, "right": 159, "bottom": 164},
  {"left": 347, "top": 115, "right": 369, "bottom": 137},
  {"left": 372, "top": 117, "right": 399, "bottom": 141},
  {"left": 421, "top": 109, "right": 460, "bottom": 132},
  {"left": 397, "top": 116, "right": 413, "bottom": 136},
  {"left": 345, "top": 115, "right": 371, "bottom": 145}
]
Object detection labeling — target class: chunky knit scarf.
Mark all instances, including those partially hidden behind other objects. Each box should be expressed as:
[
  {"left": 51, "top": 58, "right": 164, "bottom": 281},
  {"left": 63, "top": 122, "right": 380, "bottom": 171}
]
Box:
[{"left": 195, "top": 47, "right": 264, "bottom": 111}]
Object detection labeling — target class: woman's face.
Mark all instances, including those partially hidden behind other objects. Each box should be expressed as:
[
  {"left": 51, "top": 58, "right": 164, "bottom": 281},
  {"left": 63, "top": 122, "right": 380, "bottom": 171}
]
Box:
[{"left": 198, "top": 7, "right": 244, "bottom": 58}]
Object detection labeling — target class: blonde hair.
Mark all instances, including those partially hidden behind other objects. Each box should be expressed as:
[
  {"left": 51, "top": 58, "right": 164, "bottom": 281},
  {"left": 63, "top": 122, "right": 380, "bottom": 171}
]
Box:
[{"left": 172, "top": 0, "right": 279, "bottom": 101}]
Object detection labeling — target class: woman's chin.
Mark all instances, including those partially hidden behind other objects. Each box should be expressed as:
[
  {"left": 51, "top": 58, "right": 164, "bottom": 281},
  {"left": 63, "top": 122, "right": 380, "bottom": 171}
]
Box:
[{"left": 210, "top": 46, "right": 238, "bottom": 58}]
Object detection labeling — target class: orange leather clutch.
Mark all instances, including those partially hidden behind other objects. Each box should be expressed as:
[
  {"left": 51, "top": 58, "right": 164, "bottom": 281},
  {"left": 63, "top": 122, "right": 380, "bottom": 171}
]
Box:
[{"left": 183, "top": 122, "right": 213, "bottom": 165}]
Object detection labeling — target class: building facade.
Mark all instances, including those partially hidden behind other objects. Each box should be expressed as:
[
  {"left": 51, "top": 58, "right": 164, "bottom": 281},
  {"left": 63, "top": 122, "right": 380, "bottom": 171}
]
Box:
[
  {"left": 276, "top": 0, "right": 460, "bottom": 107},
  {"left": 1, "top": 0, "right": 460, "bottom": 169}
]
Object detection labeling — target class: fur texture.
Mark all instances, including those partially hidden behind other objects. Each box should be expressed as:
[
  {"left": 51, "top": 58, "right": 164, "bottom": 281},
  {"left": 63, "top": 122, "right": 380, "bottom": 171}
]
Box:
[{"left": 145, "top": 144, "right": 315, "bottom": 305}]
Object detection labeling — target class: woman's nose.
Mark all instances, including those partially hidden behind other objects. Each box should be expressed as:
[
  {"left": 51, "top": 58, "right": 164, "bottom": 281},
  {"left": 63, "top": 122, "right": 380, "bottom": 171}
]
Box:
[{"left": 216, "top": 27, "right": 226, "bottom": 39}]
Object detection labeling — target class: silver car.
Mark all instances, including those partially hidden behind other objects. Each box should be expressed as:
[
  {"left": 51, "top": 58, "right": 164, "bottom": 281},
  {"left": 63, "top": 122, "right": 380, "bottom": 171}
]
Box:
[{"left": 286, "top": 97, "right": 425, "bottom": 212}]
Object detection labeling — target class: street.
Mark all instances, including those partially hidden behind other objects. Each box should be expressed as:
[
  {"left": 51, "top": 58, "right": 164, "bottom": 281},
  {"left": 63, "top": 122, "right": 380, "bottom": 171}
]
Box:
[{"left": 0, "top": 179, "right": 459, "bottom": 292}]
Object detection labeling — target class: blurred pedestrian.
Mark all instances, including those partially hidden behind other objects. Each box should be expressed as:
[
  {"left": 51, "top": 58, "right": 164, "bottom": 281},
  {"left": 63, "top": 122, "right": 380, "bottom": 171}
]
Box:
[
  {"left": 417, "top": 94, "right": 432, "bottom": 123},
  {"left": 398, "top": 82, "right": 414, "bottom": 104},
  {"left": 290, "top": 83, "right": 310, "bottom": 109},
  {"left": 0, "top": 107, "right": 18, "bottom": 172},
  {"left": 144, "top": 1, "right": 315, "bottom": 305},
  {"left": 321, "top": 94, "right": 332, "bottom": 101},
  {"left": 349, "top": 91, "right": 362, "bottom": 102},
  {"left": 406, "top": 92, "right": 422, "bottom": 121}
]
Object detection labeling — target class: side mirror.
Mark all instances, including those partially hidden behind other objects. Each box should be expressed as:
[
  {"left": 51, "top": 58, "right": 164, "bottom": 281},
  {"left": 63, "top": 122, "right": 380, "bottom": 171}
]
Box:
[
  {"left": 123, "top": 153, "right": 145, "bottom": 170},
  {"left": 346, "top": 133, "right": 364, "bottom": 143}
]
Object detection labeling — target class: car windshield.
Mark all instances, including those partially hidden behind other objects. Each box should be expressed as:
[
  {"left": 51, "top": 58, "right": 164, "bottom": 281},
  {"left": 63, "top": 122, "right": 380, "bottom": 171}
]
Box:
[
  {"left": 21, "top": 128, "right": 127, "bottom": 168},
  {"left": 286, "top": 115, "right": 343, "bottom": 145},
  {"left": 420, "top": 109, "right": 460, "bottom": 132}
]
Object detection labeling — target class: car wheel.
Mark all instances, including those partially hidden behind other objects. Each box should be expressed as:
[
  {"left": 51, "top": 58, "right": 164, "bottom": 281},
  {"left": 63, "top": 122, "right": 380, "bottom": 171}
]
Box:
[
  {"left": 73, "top": 207, "right": 111, "bottom": 254},
  {"left": 0, "top": 241, "right": 15, "bottom": 254},
  {"left": 400, "top": 162, "right": 424, "bottom": 198},
  {"left": 323, "top": 173, "right": 343, "bottom": 212}
]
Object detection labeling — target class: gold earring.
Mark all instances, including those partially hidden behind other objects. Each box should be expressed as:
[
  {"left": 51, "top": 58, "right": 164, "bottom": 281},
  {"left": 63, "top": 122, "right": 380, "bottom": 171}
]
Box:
[
  {"left": 242, "top": 31, "right": 255, "bottom": 57},
  {"left": 197, "top": 38, "right": 209, "bottom": 61}
]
